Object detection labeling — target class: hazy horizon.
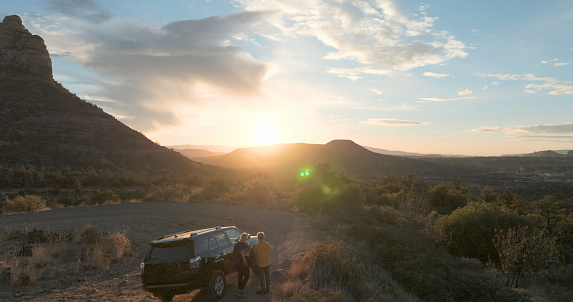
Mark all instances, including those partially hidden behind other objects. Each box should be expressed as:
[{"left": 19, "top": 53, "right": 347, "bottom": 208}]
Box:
[{"left": 3, "top": 0, "right": 573, "bottom": 156}]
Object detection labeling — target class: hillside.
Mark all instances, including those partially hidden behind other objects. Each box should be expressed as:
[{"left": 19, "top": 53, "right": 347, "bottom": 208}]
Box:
[
  {"left": 172, "top": 148, "right": 226, "bottom": 159},
  {"left": 0, "top": 15, "right": 209, "bottom": 182}
]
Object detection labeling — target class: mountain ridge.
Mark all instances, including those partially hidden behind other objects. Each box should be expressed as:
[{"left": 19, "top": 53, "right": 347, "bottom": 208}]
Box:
[{"left": 0, "top": 15, "right": 209, "bottom": 185}]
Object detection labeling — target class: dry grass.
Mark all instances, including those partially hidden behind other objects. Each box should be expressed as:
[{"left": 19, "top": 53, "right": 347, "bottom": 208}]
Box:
[
  {"left": 281, "top": 242, "right": 420, "bottom": 302},
  {"left": 0, "top": 224, "right": 131, "bottom": 288}
]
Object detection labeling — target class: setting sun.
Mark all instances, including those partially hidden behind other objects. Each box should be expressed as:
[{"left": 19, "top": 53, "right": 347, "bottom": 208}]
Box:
[{"left": 253, "top": 123, "right": 279, "bottom": 145}]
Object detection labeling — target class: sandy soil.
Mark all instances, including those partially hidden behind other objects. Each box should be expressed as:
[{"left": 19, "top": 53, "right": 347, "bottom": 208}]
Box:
[{"left": 0, "top": 202, "right": 325, "bottom": 301}]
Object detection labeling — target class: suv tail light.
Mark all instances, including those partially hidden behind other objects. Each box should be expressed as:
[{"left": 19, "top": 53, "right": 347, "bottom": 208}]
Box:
[
  {"left": 140, "top": 262, "right": 145, "bottom": 274},
  {"left": 189, "top": 256, "right": 201, "bottom": 269}
]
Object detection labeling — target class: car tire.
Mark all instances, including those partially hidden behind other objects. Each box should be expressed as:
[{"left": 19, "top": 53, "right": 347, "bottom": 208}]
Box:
[{"left": 207, "top": 270, "right": 226, "bottom": 300}]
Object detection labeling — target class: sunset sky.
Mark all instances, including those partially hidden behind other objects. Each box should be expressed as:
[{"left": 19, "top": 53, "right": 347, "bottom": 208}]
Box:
[{"left": 3, "top": 0, "right": 573, "bottom": 156}]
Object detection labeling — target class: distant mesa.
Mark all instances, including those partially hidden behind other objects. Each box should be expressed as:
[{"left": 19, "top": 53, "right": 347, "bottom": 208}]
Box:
[{"left": 523, "top": 150, "right": 565, "bottom": 158}]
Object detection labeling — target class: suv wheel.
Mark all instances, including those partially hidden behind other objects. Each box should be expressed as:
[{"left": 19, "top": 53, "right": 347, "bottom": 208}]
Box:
[{"left": 207, "top": 270, "right": 226, "bottom": 300}]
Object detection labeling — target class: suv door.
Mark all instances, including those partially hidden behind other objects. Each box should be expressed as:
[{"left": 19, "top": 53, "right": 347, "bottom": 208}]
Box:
[{"left": 213, "top": 231, "right": 235, "bottom": 272}]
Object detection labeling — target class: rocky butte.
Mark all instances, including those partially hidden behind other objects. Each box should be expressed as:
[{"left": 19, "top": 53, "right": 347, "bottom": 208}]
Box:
[
  {"left": 0, "top": 15, "right": 53, "bottom": 83},
  {"left": 0, "top": 15, "right": 204, "bottom": 174}
]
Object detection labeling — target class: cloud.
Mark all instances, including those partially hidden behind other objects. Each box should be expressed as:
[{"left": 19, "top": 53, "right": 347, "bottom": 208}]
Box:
[
  {"left": 478, "top": 73, "right": 556, "bottom": 82},
  {"left": 418, "top": 96, "right": 476, "bottom": 103},
  {"left": 524, "top": 82, "right": 573, "bottom": 95},
  {"left": 36, "top": 10, "right": 275, "bottom": 130},
  {"left": 469, "top": 123, "right": 573, "bottom": 135},
  {"left": 468, "top": 126, "right": 502, "bottom": 133},
  {"left": 506, "top": 124, "right": 573, "bottom": 134},
  {"left": 478, "top": 73, "right": 573, "bottom": 95},
  {"left": 423, "top": 71, "right": 449, "bottom": 78},
  {"left": 367, "top": 88, "right": 384, "bottom": 95},
  {"left": 238, "top": 0, "right": 468, "bottom": 71},
  {"left": 458, "top": 89, "right": 473, "bottom": 96},
  {"left": 44, "top": 0, "right": 112, "bottom": 23},
  {"left": 327, "top": 66, "right": 392, "bottom": 81},
  {"left": 541, "top": 59, "right": 570, "bottom": 67},
  {"left": 360, "top": 118, "right": 427, "bottom": 126}
]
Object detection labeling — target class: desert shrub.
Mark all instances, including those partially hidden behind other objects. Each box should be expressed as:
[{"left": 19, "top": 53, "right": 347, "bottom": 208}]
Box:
[
  {"left": 102, "top": 232, "right": 131, "bottom": 260},
  {"left": 1, "top": 195, "right": 47, "bottom": 213},
  {"left": 343, "top": 224, "right": 528, "bottom": 302},
  {"left": 426, "top": 183, "right": 469, "bottom": 214},
  {"left": 435, "top": 202, "right": 532, "bottom": 264},
  {"left": 76, "top": 224, "right": 104, "bottom": 244},
  {"left": 290, "top": 164, "right": 346, "bottom": 211},
  {"left": 144, "top": 184, "right": 191, "bottom": 202},
  {"left": 233, "top": 173, "right": 277, "bottom": 208},
  {"left": 89, "top": 190, "right": 120, "bottom": 205},
  {"left": 336, "top": 182, "right": 366, "bottom": 206},
  {"left": 2, "top": 225, "right": 131, "bottom": 287},
  {"left": 495, "top": 226, "right": 560, "bottom": 288},
  {"left": 200, "top": 178, "right": 232, "bottom": 200},
  {"left": 367, "top": 205, "right": 402, "bottom": 225}
]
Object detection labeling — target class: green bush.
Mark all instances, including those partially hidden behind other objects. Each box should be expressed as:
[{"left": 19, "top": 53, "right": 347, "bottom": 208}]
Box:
[
  {"left": 435, "top": 202, "right": 531, "bottom": 264},
  {"left": 344, "top": 224, "right": 528, "bottom": 302},
  {"left": 144, "top": 184, "right": 192, "bottom": 203},
  {"left": 89, "top": 190, "right": 120, "bottom": 205},
  {"left": 1, "top": 195, "right": 47, "bottom": 213}
]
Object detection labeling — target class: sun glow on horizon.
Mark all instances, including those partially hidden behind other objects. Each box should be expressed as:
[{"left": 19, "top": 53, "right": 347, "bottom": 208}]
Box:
[{"left": 253, "top": 123, "right": 279, "bottom": 145}]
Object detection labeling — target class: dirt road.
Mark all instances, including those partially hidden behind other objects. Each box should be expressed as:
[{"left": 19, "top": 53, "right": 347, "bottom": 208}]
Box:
[{"left": 0, "top": 202, "right": 325, "bottom": 301}]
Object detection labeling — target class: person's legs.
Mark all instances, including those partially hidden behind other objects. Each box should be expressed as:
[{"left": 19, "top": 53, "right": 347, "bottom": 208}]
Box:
[
  {"left": 238, "top": 266, "right": 250, "bottom": 290},
  {"left": 236, "top": 266, "right": 248, "bottom": 297},
  {"left": 257, "top": 266, "right": 266, "bottom": 293},
  {"left": 263, "top": 265, "right": 271, "bottom": 292}
]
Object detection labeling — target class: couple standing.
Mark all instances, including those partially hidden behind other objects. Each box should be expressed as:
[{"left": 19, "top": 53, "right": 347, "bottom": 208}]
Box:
[{"left": 233, "top": 231, "right": 271, "bottom": 298}]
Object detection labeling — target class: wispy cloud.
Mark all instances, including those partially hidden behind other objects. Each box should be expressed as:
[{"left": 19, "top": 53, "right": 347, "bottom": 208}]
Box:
[
  {"left": 478, "top": 73, "right": 573, "bottom": 95},
  {"left": 367, "top": 88, "right": 384, "bottom": 95},
  {"left": 506, "top": 124, "right": 573, "bottom": 134},
  {"left": 327, "top": 66, "right": 392, "bottom": 81},
  {"left": 524, "top": 82, "right": 573, "bottom": 95},
  {"left": 468, "top": 126, "right": 502, "bottom": 133},
  {"left": 470, "top": 123, "right": 573, "bottom": 135},
  {"left": 418, "top": 96, "right": 476, "bottom": 103},
  {"left": 30, "top": 6, "right": 275, "bottom": 130},
  {"left": 541, "top": 59, "right": 570, "bottom": 67},
  {"left": 360, "top": 118, "right": 428, "bottom": 126},
  {"left": 44, "top": 0, "right": 112, "bottom": 23},
  {"left": 458, "top": 89, "right": 473, "bottom": 96},
  {"left": 423, "top": 71, "right": 449, "bottom": 78},
  {"left": 239, "top": 0, "right": 468, "bottom": 71}
]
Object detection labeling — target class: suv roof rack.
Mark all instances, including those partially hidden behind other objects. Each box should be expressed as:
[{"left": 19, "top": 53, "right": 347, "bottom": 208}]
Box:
[
  {"left": 156, "top": 230, "right": 192, "bottom": 240},
  {"left": 154, "top": 226, "right": 231, "bottom": 241}
]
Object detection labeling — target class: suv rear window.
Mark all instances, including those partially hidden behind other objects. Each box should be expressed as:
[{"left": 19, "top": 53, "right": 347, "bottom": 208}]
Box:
[{"left": 148, "top": 240, "right": 193, "bottom": 260}]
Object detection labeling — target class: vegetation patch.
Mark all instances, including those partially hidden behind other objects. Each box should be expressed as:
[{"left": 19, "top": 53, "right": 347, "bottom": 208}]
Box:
[{"left": 0, "top": 225, "right": 131, "bottom": 288}]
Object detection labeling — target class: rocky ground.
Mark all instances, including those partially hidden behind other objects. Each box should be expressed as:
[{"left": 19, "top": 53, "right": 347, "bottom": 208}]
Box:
[{"left": 0, "top": 202, "right": 325, "bottom": 301}]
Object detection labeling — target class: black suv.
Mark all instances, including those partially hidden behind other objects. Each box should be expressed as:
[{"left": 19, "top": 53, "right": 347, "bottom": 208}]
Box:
[{"left": 140, "top": 226, "right": 257, "bottom": 301}]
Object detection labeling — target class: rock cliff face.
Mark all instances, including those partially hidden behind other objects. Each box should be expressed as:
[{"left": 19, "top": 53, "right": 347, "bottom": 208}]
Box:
[
  {"left": 0, "top": 15, "right": 206, "bottom": 177},
  {"left": 0, "top": 15, "right": 53, "bottom": 82}
]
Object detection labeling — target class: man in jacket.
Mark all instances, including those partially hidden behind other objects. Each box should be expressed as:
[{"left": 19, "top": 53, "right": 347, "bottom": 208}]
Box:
[{"left": 252, "top": 231, "right": 272, "bottom": 294}]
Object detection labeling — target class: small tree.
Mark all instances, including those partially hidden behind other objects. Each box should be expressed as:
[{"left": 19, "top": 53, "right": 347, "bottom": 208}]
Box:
[
  {"left": 2, "top": 195, "right": 47, "bottom": 213},
  {"left": 435, "top": 202, "right": 531, "bottom": 264},
  {"left": 494, "top": 226, "right": 559, "bottom": 288},
  {"left": 236, "top": 173, "right": 277, "bottom": 208}
]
